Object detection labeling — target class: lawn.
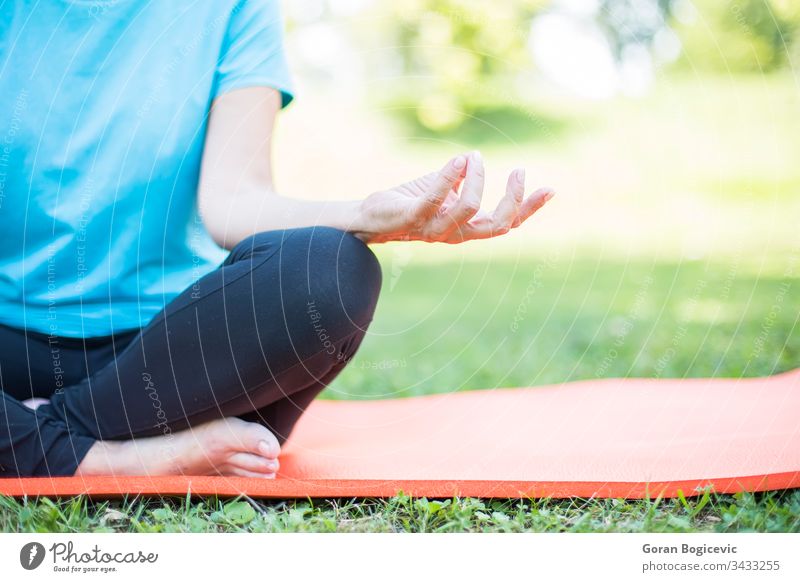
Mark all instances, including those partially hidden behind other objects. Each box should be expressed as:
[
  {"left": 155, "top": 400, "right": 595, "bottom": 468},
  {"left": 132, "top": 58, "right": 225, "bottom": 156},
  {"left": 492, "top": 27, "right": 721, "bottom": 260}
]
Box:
[{"left": 2, "top": 74, "right": 798, "bottom": 533}]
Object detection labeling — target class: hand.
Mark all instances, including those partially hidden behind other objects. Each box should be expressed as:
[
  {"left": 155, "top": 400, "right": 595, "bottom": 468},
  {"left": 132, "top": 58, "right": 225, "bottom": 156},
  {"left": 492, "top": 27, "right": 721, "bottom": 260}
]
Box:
[{"left": 353, "top": 151, "right": 554, "bottom": 244}]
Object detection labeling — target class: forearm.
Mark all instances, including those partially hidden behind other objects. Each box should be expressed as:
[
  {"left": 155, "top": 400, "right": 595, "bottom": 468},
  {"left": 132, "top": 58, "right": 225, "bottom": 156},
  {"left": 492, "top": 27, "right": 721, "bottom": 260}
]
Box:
[{"left": 200, "top": 188, "right": 372, "bottom": 250}]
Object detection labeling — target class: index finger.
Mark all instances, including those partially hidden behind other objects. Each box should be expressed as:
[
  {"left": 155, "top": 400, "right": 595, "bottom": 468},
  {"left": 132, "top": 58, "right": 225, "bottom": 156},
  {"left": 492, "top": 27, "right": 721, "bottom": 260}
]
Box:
[
  {"left": 443, "top": 150, "right": 485, "bottom": 226},
  {"left": 412, "top": 155, "right": 467, "bottom": 221}
]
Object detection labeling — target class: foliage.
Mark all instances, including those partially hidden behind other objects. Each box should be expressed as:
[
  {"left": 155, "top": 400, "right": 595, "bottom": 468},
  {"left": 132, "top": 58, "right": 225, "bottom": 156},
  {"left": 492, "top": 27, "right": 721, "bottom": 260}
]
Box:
[
  {"left": 376, "top": 0, "right": 799, "bottom": 132},
  {"left": 386, "top": 0, "right": 547, "bottom": 131},
  {"left": 672, "top": 0, "right": 800, "bottom": 73}
]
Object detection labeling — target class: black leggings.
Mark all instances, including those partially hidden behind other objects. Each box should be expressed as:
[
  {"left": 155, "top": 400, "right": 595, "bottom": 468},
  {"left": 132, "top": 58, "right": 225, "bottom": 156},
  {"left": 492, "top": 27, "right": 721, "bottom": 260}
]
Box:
[{"left": 0, "top": 227, "right": 382, "bottom": 477}]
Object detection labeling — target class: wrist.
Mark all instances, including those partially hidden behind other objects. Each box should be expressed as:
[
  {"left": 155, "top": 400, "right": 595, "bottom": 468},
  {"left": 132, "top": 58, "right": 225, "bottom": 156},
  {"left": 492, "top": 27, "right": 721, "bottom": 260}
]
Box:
[{"left": 348, "top": 198, "right": 381, "bottom": 244}]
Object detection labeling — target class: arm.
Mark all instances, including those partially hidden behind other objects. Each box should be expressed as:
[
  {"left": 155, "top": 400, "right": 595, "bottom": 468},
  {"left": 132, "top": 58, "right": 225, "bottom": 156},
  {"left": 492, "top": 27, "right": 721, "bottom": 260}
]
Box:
[
  {"left": 197, "top": 87, "right": 363, "bottom": 249},
  {"left": 198, "top": 87, "right": 554, "bottom": 250}
]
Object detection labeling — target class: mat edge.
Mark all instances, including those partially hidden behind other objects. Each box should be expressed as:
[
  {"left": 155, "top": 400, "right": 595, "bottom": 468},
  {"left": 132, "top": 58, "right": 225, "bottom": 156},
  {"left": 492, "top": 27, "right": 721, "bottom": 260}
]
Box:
[{"left": 1, "top": 472, "right": 798, "bottom": 499}]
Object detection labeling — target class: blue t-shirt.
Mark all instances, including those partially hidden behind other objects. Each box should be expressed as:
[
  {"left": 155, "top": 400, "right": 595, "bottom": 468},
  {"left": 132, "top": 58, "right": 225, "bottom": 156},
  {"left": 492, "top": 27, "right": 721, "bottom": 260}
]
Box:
[{"left": 0, "top": 0, "right": 293, "bottom": 338}]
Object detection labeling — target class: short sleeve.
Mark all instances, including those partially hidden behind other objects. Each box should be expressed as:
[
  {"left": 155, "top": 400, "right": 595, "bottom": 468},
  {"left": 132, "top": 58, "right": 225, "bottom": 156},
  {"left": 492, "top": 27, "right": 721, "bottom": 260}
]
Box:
[{"left": 213, "top": 0, "right": 294, "bottom": 107}]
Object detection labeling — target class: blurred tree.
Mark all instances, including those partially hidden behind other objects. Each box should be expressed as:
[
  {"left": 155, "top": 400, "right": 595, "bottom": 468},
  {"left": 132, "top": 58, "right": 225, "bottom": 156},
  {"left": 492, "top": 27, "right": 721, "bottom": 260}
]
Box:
[
  {"left": 375, "top": 0, "right": 798, "bottom": 131},
  {"left": 385, "top": 0, "right": 680, "bottom": 131},
  {"left": 388, "top": 0, "right": 549, "bottom": 131},
  {"left": 596, "top": 0, "right": 674, "bottom": 58},
  {"left": 671, "top": 0, "right": 799, "bottom": 73}
]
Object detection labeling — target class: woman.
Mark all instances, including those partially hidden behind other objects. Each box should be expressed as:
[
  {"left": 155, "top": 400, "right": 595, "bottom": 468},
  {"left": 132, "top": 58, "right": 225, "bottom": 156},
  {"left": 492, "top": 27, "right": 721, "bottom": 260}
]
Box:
[{"left": 0, "top": 1, "right": 553, "bottom": 478}]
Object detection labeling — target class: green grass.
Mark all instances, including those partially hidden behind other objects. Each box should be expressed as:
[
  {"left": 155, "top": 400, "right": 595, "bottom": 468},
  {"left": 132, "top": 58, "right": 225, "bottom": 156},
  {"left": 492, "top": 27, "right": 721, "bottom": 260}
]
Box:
[
  {"left": 1, "top": 490, "right": 798, "bottom": 533},
  {"left": 2, "top": 255, "right": 798, "bottom": 533},
  {"left": 334, "top": 255, "right": 798, "bottom": 398}
]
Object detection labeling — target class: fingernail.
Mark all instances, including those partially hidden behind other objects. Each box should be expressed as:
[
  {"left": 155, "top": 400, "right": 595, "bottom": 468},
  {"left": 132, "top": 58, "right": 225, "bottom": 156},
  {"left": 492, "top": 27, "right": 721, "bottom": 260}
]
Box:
[
  {"left": 471, "top": 150, "right": 482, "bottom": 161},
  {"left": 452, "top": 155, "right": 466, "bottom": 169},
  {"left": 258, "top": 440, "right": 275, "bottom": 457},
  {"left": 544, "top": 190, "right": 555, "bottom": 201},
  {"left": 516, "top": 168, "right": 525, "bottom": 184}
]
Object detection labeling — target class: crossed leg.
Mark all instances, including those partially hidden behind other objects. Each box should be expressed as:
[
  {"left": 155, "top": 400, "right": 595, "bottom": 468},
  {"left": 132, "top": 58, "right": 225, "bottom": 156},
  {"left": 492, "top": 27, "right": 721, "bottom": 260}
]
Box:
[{"left": 0, "top": 227, "right": 381, "bottom": 478}]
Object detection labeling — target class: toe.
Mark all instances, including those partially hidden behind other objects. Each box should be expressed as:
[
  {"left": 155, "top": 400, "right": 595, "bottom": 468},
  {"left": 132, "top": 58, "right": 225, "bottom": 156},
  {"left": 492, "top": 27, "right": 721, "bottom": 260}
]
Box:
[
  {"left": 206, "top": 417, "right": 281, "bottom": 462},
  {"left": 218, "top": 465, "right": 276, "bottom": 479},
  {"left": 234, "top": 419, "right": 281, "bottom": 460},
  {"left": 227, "top": 452, "right": 279, "bottom": 474}
]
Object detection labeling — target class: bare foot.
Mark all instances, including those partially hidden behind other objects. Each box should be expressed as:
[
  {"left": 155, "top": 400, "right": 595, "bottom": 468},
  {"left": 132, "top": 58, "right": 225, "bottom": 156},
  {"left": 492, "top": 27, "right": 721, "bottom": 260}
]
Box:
[{"left": 75, "top": 417, "right": 281, "bottom": 479}]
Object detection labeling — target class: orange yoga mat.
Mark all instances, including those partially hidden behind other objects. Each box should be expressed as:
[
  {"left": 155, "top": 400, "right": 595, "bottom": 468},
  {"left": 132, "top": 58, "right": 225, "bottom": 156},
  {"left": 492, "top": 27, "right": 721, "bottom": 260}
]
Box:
[{"left": 2, "top": 370, "right": 799, "bottom": 499}]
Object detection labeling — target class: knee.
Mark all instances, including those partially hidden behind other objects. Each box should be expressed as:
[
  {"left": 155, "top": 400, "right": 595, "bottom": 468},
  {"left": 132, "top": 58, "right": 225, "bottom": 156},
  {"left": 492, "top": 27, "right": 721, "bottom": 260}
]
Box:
[
  {"left": 279, "top": 227, "right": 382, "bottom": 332},
  {"left": 227, "top": 229, "right": 288, "bottom": 263}
]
